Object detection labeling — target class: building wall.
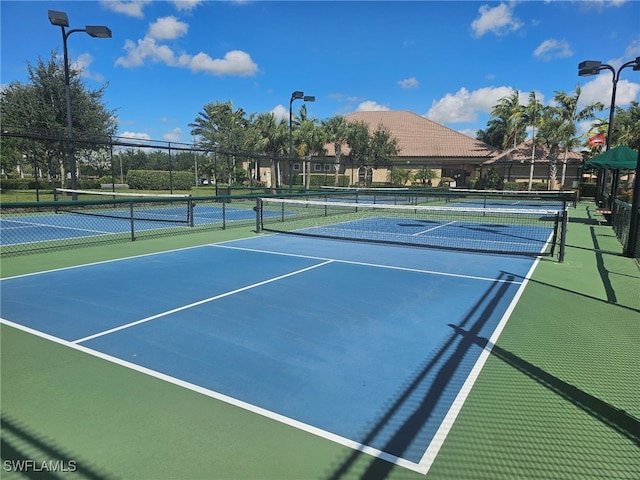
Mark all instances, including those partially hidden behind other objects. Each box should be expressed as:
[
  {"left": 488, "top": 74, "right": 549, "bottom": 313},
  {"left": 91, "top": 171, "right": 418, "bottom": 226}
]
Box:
[{"left": 268, "top": 157, "right": 583, "bottom": 189}]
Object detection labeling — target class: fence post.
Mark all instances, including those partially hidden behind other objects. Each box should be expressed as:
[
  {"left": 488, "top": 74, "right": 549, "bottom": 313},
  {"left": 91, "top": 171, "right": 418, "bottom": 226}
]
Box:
[
  {"left": 130, "top": 203, "right": 136, "bottom": 241},
  {"left": 254, "top": 198, "right": 262, "bottom": 233},
  {"left": 623, "top": 150, "right": 640, "bottom": 258},
  {"left": 558, "top": 208, "right": 568, "bottom": 263}
]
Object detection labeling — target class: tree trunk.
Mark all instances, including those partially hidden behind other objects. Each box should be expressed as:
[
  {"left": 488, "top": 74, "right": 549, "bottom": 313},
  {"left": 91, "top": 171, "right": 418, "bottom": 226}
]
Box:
[
  {"left": 549, "top": 155, "right": 558, "bottom": 190},
  {"left": 560, "top": 149, "right": 568, "bottom": 188}
]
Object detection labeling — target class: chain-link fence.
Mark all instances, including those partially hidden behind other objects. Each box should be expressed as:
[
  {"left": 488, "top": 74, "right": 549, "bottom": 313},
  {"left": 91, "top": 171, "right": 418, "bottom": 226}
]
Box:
[{"left": 0, "top": 195, "right": 261, "bottom": 256}]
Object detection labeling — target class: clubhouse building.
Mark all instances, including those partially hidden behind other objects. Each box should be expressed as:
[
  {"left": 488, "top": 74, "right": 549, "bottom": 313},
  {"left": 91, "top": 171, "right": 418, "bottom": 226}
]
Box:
[{"left": 280, "top": 110, "right": 584, "bottom": 189}]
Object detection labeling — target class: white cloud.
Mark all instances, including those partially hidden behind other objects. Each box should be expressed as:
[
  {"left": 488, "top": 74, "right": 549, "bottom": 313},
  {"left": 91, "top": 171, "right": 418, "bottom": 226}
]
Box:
[
  {"left": 457, "top": 128, "right": 478, "bottom": 139},
  {"left": 148, "top": 16, "right": 189, "bottom": 41},
  {"left": 271, "top": 105, "right": 288, "bottom": 122},
  {"left": 624, "top": 38, "right": 640, "bottom": 58},
  {"left": 163, "top": 127, "right": 182, "bottom": 142},
  {"left": 116, "top": 17, "right": 259, "bottom": 77},
  {"left": 533, "top": 39, "right": 573, "bottom": 61},
  {"left": 116, "top": 37, "right": 177, "bottom": 67},
  {"left": 186, "top": 50, "right": 258, "bottom": 76},
  {"left": 471, "top": 3, "right": 523, "bottom": 38},
  {"left": 398, "top": 77, "right": 420, "bottom": 89},
  {"left": 356, "top": 101, "right": 390, "bottom": 111},
  {"left": 119, "top": 131, "right": 152, "bottom": 141},
  {"left": 172, "top": 0, "right": 203, "bottom": 12},
  {"left": 73, "top": 53, "right": 105, "bottom": 82},
  {"left": 606, "top": 38, "right": 640, "bottom": 70},
  {"left": 579, "top": 74, "right": 640, "bottom": 109},
  {"left": 100, "top": 0, "right": 150, "bottom": 18},
  {"left": 426, "top": 86, "right": 515, "bottom": 123},
  {"left": 116, "top": 131, "right": 154, "bottom": 153}
]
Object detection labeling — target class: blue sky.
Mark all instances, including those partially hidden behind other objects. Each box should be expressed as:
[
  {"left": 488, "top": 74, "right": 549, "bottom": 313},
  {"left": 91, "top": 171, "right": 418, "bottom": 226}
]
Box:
[{"left": 2, "top": 0, "right": 639, "bottom": 145}]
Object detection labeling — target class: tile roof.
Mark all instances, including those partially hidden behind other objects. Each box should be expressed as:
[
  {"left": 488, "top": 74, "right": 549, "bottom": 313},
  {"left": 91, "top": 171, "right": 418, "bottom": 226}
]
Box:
[
  {"left": 325, "top": 110, "right": 499, "bottom": 159},
  {"left": 483, "top": 139, "right": 584, "bottom": 165}
]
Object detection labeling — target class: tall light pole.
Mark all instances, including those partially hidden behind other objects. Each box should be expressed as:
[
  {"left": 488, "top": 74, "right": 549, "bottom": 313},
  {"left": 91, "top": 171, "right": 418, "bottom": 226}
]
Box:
[
  {"left": 289, "top": 90, "right": 315, "bottom": 189},
  {"left": 48, "top": 10, "right": 111, "bottom": 200},
  {"left": 578, "top": 57, "right": 640, "bottom": 210}
]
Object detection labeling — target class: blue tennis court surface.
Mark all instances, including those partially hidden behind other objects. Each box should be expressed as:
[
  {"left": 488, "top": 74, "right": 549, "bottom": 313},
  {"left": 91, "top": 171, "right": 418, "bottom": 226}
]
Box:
[
  {"left": 299, "top": 216, "right": 555, "bottom": 254},
  {"left": 0, "top": 204, "right": 258, "bottom": 246},
  {"left": 0, "top": 234, "right": 540, "bottom": 473}
]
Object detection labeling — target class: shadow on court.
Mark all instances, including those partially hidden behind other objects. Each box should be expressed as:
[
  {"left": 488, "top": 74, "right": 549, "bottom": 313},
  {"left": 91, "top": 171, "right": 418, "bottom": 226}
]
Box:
[
  {"left": 501, "top": 271, "right": 640, "bottom": 315},
  {"left": 326, "top": 271, "right": 516, "bottom": 479},
  {"left": 449, "top": 327, "right": 640, "bottom": 448},
  {"left": 0, "top": 415, "right": 116, "bottom": 480}
]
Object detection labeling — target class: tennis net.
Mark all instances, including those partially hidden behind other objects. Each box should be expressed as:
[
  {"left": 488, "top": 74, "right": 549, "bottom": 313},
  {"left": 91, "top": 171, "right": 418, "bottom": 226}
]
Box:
[
  {"left": 447, "top": 188, "right": 577, "bottom": 209},
  {"left": 258, "top": 197, "right": 568, "bottom": 259},
  {"left": 53, "top": 188, "right": 193, "bottom": 225},
  {"left": 315, "top": 186, "right": 417, "bottom": 205}
]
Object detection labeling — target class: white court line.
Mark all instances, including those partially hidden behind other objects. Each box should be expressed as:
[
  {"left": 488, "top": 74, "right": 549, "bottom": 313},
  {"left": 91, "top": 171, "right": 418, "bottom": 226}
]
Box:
[
  {"left": 1, "top": 218, "right": 113, "bottom": 235},
  {"left": 2, "top": 234, "right": 540, "bottom": 474},
  {"left": 210, "top": 244, "right": 523, "bottom": 285},
  {"left": 0, "top": 238, "right": 259, "bottom": 281},
  {"left": 0, "top": 317, "right": 429, "bottom": 474},
  {"left": 411, "top": 220, "right": 457, "bottom": 236},
  {"left": 71, "top": 259, "right": 334, "bottom": 344},
  {"left": 417, "top": 255, "right": 542, "bottom": 474}
]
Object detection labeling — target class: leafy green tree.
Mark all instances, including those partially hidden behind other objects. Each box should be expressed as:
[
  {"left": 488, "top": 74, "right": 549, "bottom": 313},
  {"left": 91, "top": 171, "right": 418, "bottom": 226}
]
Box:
[
  {"left": 387, "top": 168, "right": 413, "bottom": 186},
  {"left": 294, "top": 108, "right": 327, "bottom": 189},
  {"left": 345, "top": 121, "right": 371, "bottom": 172},
  {"left": 369, "top": 124, "right": 400, "bottom": 169},
  {"left": 0, "top": 52, "right": 116, "bottom": 184},
  {"left": 476, "top": 167, "right": 503, "bottom": 190},
  {"left": 522, "top": 91, "right": 544, "bottom": 190},
  {"left": 480, "top": 90, "right": 527, "bottom": 150},
  {"left": 249, "top": 112, "right": 288, "bottom": 188},
  {"left": 536, "top": 107, "right": 566, "bottom": 189},
  {"left": 612, "top": 101, "right": 640, "bottom": 150},
  {"left": 345, "top": 121, "right": 399, "bottom": 185},
  {"left": 414, "top": 166, "right": 437, "bottom": 186},
  {"left": 322, "top": 116, "right": 349, "bottom": 186},
  {"left": 553, "top": 85, "right": 603, "bottom": 186},
  {"left": 189, "top": 101, "right": 250, "bottom": 185}
]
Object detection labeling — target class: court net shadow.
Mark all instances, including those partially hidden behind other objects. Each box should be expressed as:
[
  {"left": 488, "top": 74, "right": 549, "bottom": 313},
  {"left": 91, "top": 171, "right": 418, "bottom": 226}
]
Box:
[
  {"left": 325, "top": 271, "right": 516, "bottom": 479},
  {"left": 0, "top": 415, "right": 116, "bottom": 479},
  {"left": 449, "top": 326, "right": 640, "bottom": 447}
]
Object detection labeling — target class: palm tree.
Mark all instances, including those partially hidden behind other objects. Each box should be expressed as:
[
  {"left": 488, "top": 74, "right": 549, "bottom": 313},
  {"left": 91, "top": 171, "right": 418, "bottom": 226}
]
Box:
[
  {"left": 387, "top": 168, "right": 413, "bottom": 186},
  {"left": 612, "top": 101, "right": 640, "bottom": 150},
  {"left": 189, "top": 101, "right": 250, "bottom": 185},
  {"left": 522, "top": 91, "right": 544, "bottom": 190},
  {"left": 553, "top": 86, "right": 603, "bottom": 188},
  {"left": 321, "top": 116, "right": 349, "bottom": 186},
  {"left": 415, "top": 166, "right": 437, "bottom": 186},
  {"left": 250, "top": 112, "right": 288, "bottom": 189},
  {"left": 537, "top": 107, "right": 565, "bottom": 189},
  {"left": 295, "top": 110, "right": 327, "bottom": 189},
  {"left": 491, "top": 90, "right": 527, "bottom": 150}
]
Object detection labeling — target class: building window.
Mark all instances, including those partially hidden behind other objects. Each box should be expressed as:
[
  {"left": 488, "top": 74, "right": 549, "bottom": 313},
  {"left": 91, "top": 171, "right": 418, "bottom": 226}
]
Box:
[
  {"left": 293, "top": 163, "right": 301, "bottom": 171},
  {"left": 314, "top": 164, "right": 323, "bottom": 172},
  {"left": 325, "top": 163, "right": 332, "bottom": 171}
]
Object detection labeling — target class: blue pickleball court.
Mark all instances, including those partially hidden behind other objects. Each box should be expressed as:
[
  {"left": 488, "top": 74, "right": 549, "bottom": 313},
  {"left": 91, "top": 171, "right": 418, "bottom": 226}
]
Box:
[{"left": 0, "top": 231, "right": 541, "bottom": 473}]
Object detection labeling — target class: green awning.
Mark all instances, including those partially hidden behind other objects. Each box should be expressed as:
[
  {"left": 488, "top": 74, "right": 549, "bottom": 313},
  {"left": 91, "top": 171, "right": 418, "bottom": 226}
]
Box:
[{"left": 583, "top": 145, "right": 638, "bottom": 170}]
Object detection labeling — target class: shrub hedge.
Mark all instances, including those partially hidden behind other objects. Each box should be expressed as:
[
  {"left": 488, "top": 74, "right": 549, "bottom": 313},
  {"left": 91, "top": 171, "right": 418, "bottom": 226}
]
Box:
[{"left": 127, "top": 170, "right": 193, "bottom": 190}]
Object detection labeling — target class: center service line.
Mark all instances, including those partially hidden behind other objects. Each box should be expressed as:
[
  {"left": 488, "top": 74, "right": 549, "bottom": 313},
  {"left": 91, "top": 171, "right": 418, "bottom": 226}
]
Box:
[{"left": 72, "top": 260, "right": 334, "bottom": 344}]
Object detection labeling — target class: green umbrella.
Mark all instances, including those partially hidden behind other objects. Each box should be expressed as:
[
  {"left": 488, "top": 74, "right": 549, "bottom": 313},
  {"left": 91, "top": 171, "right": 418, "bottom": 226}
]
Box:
[{"left": 583, "top": 145, "right": 638, "bottom": 170}]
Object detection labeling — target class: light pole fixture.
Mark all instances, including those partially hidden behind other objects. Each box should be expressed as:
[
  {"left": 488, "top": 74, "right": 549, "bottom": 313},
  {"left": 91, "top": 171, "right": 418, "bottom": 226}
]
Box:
[
  {"left": 578, "top": 57, "right": 640, "bottom": 209},
  {"left": 288, "top": 90, "right": 315, "bottom": 189},
  {"left": 48, "top": 10, "right": 112, "bottom": 199}
]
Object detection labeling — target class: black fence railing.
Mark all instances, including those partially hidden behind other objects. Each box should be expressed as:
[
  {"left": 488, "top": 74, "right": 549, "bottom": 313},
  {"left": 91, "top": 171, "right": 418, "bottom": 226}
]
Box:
[
  {"left": 0, "top": 195, "right": 259, "bottom": 256},
  {"left": 1, "top": 189, "right": 578, "bottom": 257},
  {"left": 613, "top": 199, "right": 640, "bottom": 261}
]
